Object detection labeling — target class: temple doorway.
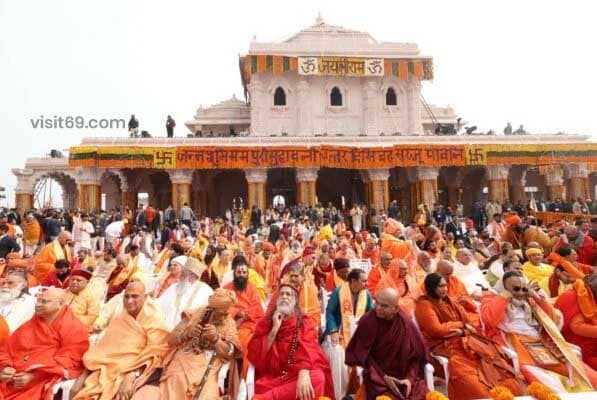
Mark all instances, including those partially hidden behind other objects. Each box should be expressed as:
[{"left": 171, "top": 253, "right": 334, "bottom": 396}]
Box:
[{"left": 316, "top": 168, "right": 365, "bottom": 210}]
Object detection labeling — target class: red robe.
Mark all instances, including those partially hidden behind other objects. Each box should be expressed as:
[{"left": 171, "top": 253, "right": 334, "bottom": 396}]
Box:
[
  {"left": 345, "top": 310, "right": 429, "bottom": 400},
  {"left": 0, "top": 307, "right": 89, "bottom": 400},
  {"left": 40, "top": 270, "right": 71, "bottom": 289},
  {"left": 555, "top": 289, "right": 597, "bottom": 370},
  {"left": 247, "top": 314, "right": 335, "bottom": 400}
]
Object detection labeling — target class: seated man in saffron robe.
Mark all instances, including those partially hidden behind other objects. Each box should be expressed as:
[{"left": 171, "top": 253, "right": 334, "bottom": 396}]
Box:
[
  {"left": 481, "top": 271, "right": 597, "bottom": 392},
  {"left": 0, "top": 287, "right": 89, "bottom": 400},
  {"left": 248, "top": 284, "right": 334, "bottom": 400},
  {"left": 33, "top": 231, "right": 73, "bottom": 284},
  {"left": 324, "top": 268, "right": 373, "bottom": 399},
  {"left": 223, "top": 255, "right": 264, "bottom": 375},
  {"left": 64, "top": 268, "right": 100, "bottom": 329},
  {"left": 555, "top": 274, "right": 597, "bottom": 370},
  {"left": 415, "top": 273, "right": 522, "bottom": 399},
  {"left": 71, "top": 282, "right": 170, "bottom": 400},
  {"left": 133, "top": 288, "right": 240, "bottom": 400},
  {"left": 346, "top": 287, "right": 429, "bottom": 400}
]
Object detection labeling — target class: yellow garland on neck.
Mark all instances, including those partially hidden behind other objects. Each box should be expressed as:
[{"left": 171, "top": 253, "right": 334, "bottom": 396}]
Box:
[
  {"left": 489, "top": 385, "right": 515, "bottom": 400},
  {"left": 527, "top": 381, "right": 561, "bottom": 400},
  {"left": 425, "top": 391, "right": 448, "bottom": 400}
]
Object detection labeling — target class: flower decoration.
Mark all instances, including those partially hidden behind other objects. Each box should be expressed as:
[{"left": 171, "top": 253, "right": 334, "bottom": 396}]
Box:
[
  {"left": 489, "top": 385, "right": 515, "bottom": 400},
  {"left": 527, "top": 381, "right": 561, "bottom": 400}
]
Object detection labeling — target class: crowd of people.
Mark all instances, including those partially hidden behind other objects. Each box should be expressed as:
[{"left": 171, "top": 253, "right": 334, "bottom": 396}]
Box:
[{"left": 0, "top": 196, "right": 595, "bottom": 400}]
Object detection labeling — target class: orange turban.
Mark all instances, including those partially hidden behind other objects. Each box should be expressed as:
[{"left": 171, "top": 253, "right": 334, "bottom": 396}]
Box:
[
  {"left": 208, "top": 288, "right": 237, "bottom": 311},
  {"left": 505, "top": 215, "right": 522, "bottom": 227},
  {"left": 548, "top": 253, "right": 585, "bottom": 279},
  {"left": 6, "top": 253, "right": 28, "bottom": 269},
  {"left": 383, "top": 218, "right": 403, "bottom": 235},
  {"left": 262, "top": 242, "right": 276, "bottom": 252}
]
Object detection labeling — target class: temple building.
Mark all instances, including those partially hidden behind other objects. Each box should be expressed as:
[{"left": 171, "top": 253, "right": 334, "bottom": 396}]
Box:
[{"left": 12, "top": 16, "right": 597, "bottom": 219}]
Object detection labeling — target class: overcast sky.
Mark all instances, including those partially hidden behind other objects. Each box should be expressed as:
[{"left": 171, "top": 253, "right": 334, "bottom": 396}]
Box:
[{"left": 1, "top": 0, "right": 596, "bottom": 207}]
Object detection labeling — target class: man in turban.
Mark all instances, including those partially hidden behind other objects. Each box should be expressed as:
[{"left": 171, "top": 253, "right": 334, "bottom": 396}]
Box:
[
  {"left": 522, "top": 247, "right": 554, "bottom": 283},
  {"left": 134, "top": 288, "right": 240, "bottom": 400},
  {"left": 501, "top": 214, "right": 558, "bottom": 252},
  {"left": 157, "top": 257, "right": 213, "bottom": 330},
  {"left": 65, "top": 268, "right": 100, "bottom": 329},
  {"left": 248, "top": 284, "right": 335, "bottom": 400}
]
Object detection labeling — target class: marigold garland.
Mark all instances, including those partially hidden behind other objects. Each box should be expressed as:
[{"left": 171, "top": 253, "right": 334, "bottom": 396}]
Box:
[
  {"left": 376, "top": 396, "right": 393, "bottom": 400},
  {"left": 319, "top": 397, "right": 332, "bottom": 400},
  {"left": 425, "top": 391, "right": 448, "bottom": 400},
  {"left": 489, "top": 385, "right": 515, "bottom": 400},
  {"left": 527, "top": 381, "right": 561, "bottom": 400}
]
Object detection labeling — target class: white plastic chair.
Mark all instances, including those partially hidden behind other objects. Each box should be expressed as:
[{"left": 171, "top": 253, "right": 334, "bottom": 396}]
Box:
[{"left": 52, "top": 379, "right": 75, "bottom": 400}]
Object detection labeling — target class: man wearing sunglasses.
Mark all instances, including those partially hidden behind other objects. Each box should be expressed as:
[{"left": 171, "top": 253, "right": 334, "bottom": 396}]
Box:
[{"left": 481, "top": 271, "right": 597, "bottom": 392}]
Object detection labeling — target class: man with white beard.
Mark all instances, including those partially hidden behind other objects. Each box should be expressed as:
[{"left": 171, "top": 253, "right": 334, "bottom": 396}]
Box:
[
  {"left": 157, "top": 257, "right": 213, "bottom": 330},
  {"left": 452, "top": 247, "right": 487, "bottom": 300},
  {"left": 0, "top": 273, "right": 35, "bottom": 333}
]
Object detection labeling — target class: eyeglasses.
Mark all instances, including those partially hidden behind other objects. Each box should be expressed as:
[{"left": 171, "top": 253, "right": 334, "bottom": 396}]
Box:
[{"left": 512, "top": 286, "right": 529, "bottom": 293}]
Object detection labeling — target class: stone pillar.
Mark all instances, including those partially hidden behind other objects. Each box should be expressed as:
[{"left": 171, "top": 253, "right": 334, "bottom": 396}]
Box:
[
  {"left": 564, "top": 163, "right": 589, "bottom": 201},
  {"left": 406, "top": 80, "right": 423, "bottom": 135},
  {"left": 296, "top": 79, "right": 311, "bottom": 136},
  {"left": 408, "top": 167, "right": 439, "bottom": 217},
  {"left": 544, "top": 166, "right": 565, "bottom": 201},
  {"left": 121, "top": 191, "right": 137, "bottom": 212},
  {"left": 295, "top": 168, "right": 318, "bottom": 206},
  {"left": 509, "top": 168, "right": 527, "bottom": 205},
  {"left": 77, "top": 168, "right": 102, "bottom": 212},
  {"left": 169, "top": 170, "right": 193, "bottom": 213},
  {"left": 248, "top": 80, "right": 264, "bottom": 135},
  {"left": 245, "top": 168, "right": 267, "bottom": 210},
  {"left": 485, "top": 165, "right": 510, "bottom": 202},
  {"left": 12, "top": 168, "right": 35, "bottom": 215},
  {"left": 368, "top": 169, "right": 390, "bottom": 213},
  {"left": 362, "top": 79, "right": 379, "bottom": 136}
]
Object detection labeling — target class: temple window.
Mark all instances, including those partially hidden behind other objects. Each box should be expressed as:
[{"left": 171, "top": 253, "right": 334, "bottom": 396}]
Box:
[
  {"left": 330, "top": 86, "right": 343, "bottom": 106},
  {"left": 274, "top": 87, "right": 286, "bottom": 106},
  {"left": 386, "top": 87, "right": 397, "bottom": 106}
]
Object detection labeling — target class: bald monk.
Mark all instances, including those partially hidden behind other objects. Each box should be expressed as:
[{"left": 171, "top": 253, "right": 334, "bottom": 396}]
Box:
[
  {"left": 248, "top": 284, "right": 335, "bottom": 400},
  {"left": 71, "top": 282, "right": 170, "bottom": 400},
  {"left": 0, "top": 287, "right": 89, "bottom": 400},
  {"left": 223, "top": 258, "right": 264, "bottom": 375},
  {"left": 346, "top": 288, "right": 430, "bottom": 400},
  {"left": 33, "top": 231, "right": 72, "bottom": 283},
  {"left": 555, "top": 275, "right": 597, "bottom": 370},
  {"left": 367, "top": 252, "right": 393, "bottom": 299},
  {"left": 133, "top": 288, "right": 241, "bottom": 400}
]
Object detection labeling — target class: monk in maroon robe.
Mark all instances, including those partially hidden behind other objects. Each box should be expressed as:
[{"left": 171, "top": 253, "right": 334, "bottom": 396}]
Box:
[
  {"left": 0, "top": 288, "right": 89, "bottom": 400},
  {"left": 346, "top": 288, "right": 429, "bottom": 400},
  {"left": 247, "top": 284, "right": 335, "bottom": 400}
]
